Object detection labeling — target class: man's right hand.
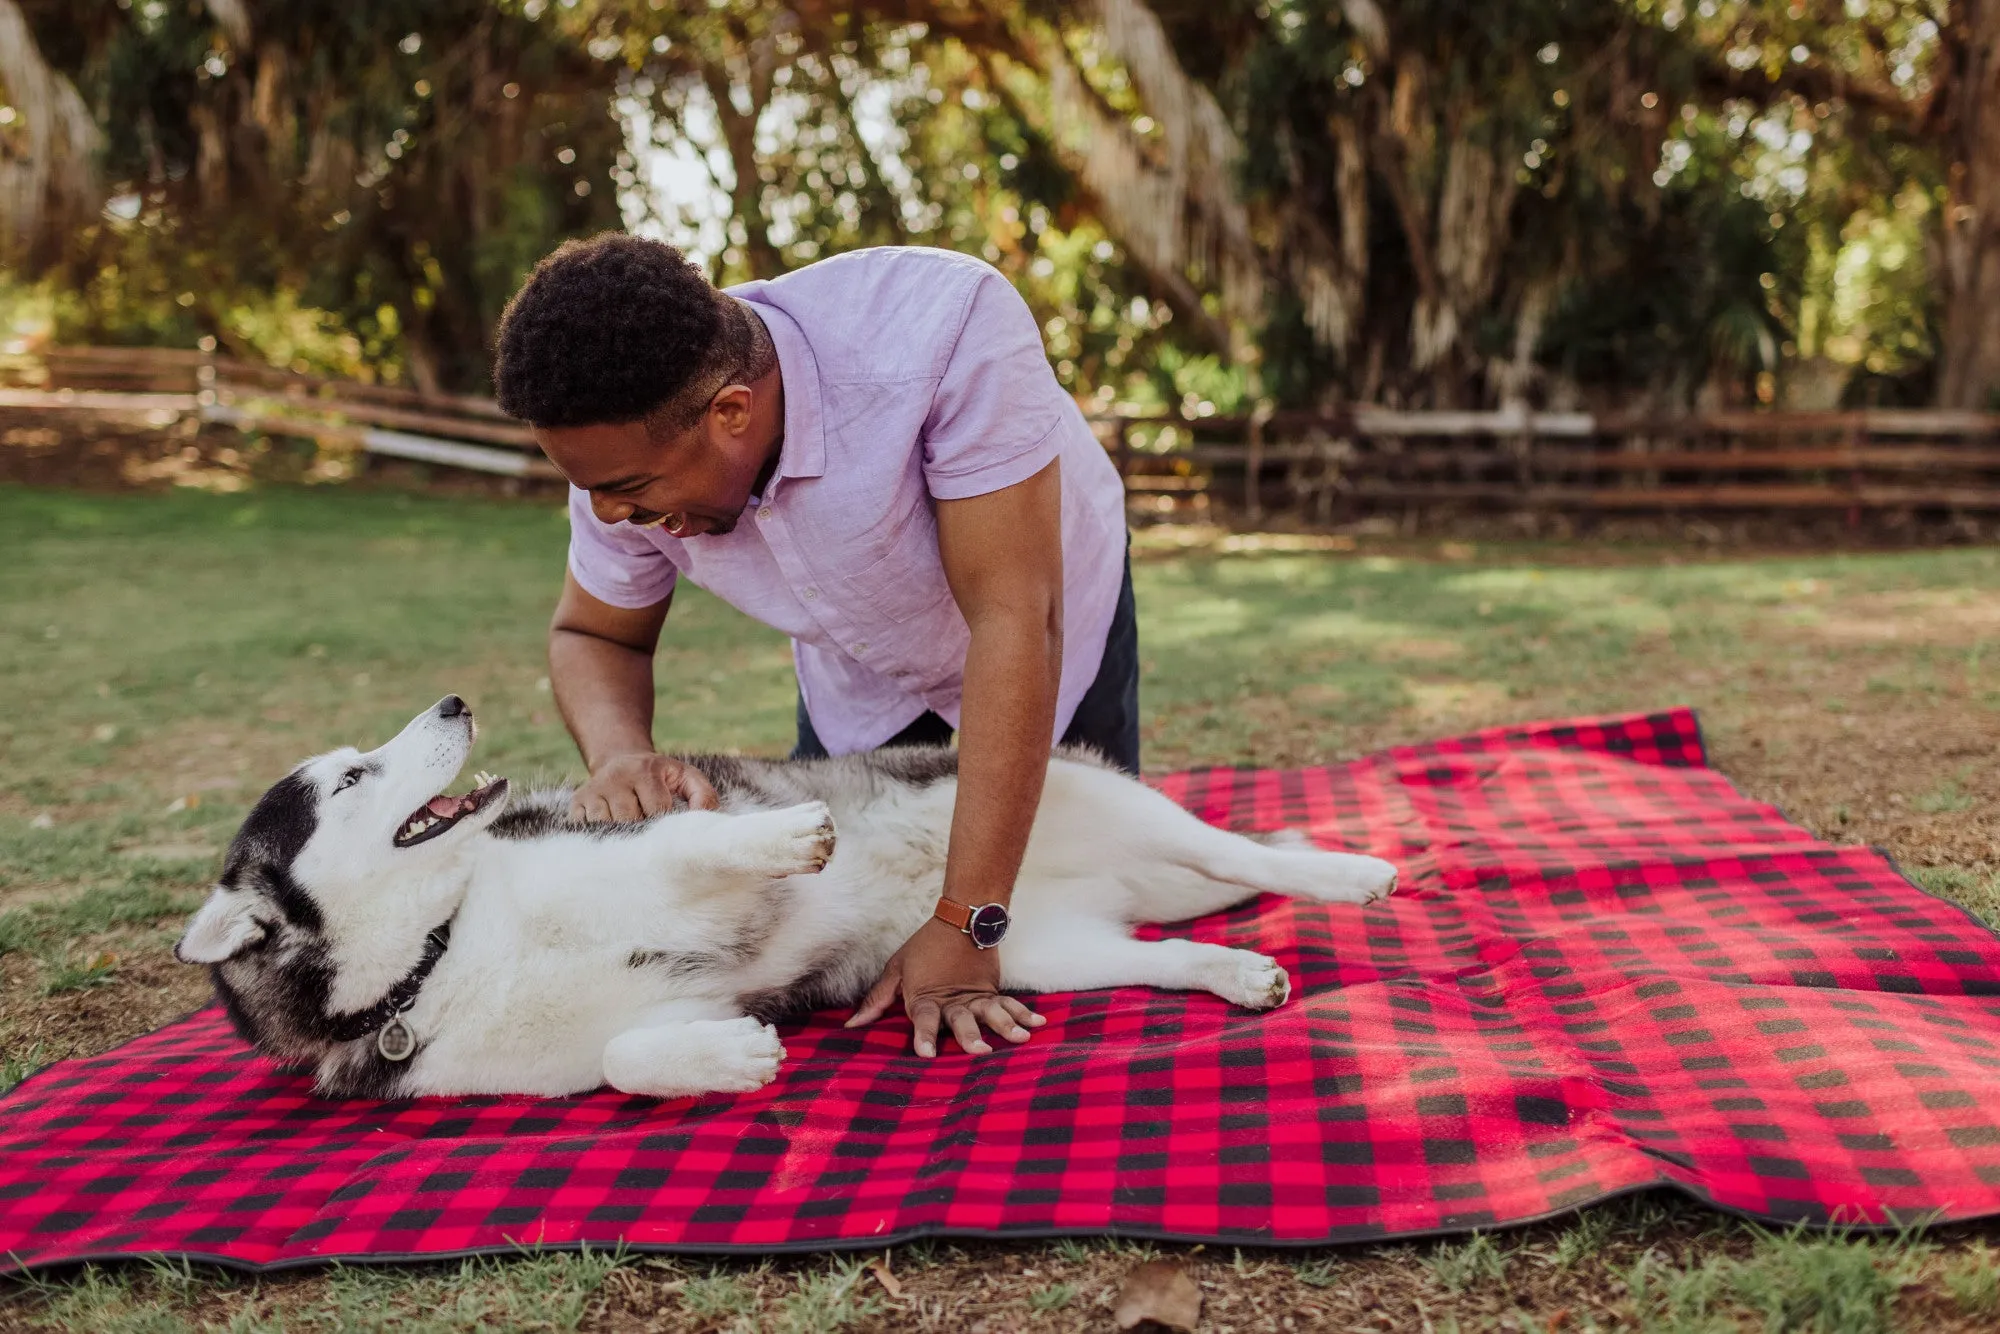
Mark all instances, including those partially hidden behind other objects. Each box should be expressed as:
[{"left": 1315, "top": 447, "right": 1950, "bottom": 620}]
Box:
[{"left": 571, "top": 752, "right": 719, "bottom": 823}]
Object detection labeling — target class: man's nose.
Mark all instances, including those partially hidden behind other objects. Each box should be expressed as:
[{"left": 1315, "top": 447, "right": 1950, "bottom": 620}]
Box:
[{"left": 590, "top": 493, "right": 635, "bottom": 524}]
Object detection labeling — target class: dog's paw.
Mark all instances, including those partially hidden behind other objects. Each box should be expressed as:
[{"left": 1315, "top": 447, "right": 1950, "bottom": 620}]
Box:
[
  {"left": 1210, "top": 950, "right": 1291, "bottom": 1010},
  {"left": 749, "top": 801, "right": 837, "bottom": 877},
  {"left": 601, "top": 1016, "right": 788, "bottom": 1099},
  {"left": 703, "top": 1017, "right": 787, "bottom": 1092}
]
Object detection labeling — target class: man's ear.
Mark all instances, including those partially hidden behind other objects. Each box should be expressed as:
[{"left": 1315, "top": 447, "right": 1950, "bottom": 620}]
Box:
[{"left": 174, "top": 888, "right": 268, "bottom": 964}]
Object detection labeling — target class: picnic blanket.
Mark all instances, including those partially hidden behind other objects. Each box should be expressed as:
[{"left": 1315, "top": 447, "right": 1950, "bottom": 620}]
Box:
[{"left": 5, "top": 708, "right": 2000, "bottom": 1274}]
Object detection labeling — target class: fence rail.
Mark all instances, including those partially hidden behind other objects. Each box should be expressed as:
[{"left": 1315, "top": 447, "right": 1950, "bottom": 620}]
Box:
[
  {"left": 1095, "top": 406, "right": 2000, "bottom": 518},
  {"left": 9, "top": 346, "right": 2000, "bottom": 513}
]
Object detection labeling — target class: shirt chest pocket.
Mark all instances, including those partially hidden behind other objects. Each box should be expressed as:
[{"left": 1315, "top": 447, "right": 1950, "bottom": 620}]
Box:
[{"left": 836, "top": 502, "right": 956, "bottom": 625}]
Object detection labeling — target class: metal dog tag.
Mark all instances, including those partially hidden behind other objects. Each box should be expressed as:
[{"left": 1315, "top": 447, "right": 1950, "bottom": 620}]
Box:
[{"left": 377, "top": 1017, "right": 417, "bottom": 1062}]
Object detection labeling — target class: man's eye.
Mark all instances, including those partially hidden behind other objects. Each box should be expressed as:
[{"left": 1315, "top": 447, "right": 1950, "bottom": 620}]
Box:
[{"left": 335, "top": 768, "right": 365, "bottom": 793}]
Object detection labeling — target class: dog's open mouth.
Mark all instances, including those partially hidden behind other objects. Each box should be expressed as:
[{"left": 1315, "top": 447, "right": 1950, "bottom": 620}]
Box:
[{"left": 394, "top": 771, "right": 508, "bottom": 848}]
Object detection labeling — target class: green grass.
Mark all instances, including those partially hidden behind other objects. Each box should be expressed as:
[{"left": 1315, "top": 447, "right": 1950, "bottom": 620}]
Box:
[
  {"left": 1, "top": 1041, "right": 49, "bottom": 1096},
  {"left": 1626, "top": 1226, "right": 1932, "bottom": 1334},
  {"left": 1027, "top": 1280, "right": 1077, "bottom": 1310},
  {"left": 3, "top": 482, "right": 1999, "bottom": 1331},
  {"left": 1422, "top": 1231, "right": 1511, "bottom": 1292},
  {"left": 1909, "top": 866, "right": 2000, "bottom": 926}
]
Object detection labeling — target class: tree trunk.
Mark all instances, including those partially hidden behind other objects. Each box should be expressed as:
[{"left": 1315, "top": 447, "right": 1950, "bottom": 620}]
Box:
[
  {"left": 1938, "top": 0, "right": 2000, "bottom": 408},
  {"left": 700, "top": 58, "right": 783, "bottom": 279}
]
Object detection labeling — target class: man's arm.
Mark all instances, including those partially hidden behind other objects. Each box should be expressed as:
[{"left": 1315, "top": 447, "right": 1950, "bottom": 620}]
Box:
[
  {"left": 847, "top": 457, "right": 1063, "bottom": 1056},
  {"left": 549, "top": 571, "right": 718, "bottom": 820}
]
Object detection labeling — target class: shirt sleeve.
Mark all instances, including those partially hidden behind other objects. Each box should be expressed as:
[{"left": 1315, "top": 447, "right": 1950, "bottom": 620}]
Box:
[
  {"left": 565, "top": 484, "right": 678, "bottom": 609},
  {"left": 921, "top": 268, "right": 1070, "bottom": 501}
]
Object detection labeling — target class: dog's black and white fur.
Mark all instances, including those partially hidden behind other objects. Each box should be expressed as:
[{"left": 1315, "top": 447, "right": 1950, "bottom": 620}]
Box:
[{"left": 175, "top": 696, "right": 1399, "bottom": 1100}]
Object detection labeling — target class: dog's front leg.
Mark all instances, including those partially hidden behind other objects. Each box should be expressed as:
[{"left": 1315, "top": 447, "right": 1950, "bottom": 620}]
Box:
[
  {"left": 643, "top": 802, "right": 836, "bottom": 891},
  {"left": 601, "top": 1016, "right": 787, "bottom": 1099}
]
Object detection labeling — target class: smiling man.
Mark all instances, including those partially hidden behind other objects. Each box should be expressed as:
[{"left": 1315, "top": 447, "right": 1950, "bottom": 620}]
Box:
[{"left": 492, "top": 235, "right": 1136, "bottom": 1059}]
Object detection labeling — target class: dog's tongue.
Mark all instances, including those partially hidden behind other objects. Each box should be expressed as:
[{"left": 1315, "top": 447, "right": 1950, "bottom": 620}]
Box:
[{"left": 425, "top": 795, "right": 461, "bottom": 819}]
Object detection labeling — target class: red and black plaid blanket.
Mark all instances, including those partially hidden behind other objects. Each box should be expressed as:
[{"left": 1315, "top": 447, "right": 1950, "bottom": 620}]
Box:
[{"left": 5, "top": 709, "right": 2000, "bottom": 1274}]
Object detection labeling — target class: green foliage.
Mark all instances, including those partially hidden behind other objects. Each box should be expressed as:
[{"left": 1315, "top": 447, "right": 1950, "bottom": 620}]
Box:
[
  {"left": 9, "top": 0, "right": 1962, "bottom": 405},
  {"left": 26, "top": 0, "right": 625, "bottom": 390}
]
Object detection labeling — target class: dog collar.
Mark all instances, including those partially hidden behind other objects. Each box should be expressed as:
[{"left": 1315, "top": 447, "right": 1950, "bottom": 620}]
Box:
[{"left": 320, "top": 923, "right": 452, "bottom": 1058}]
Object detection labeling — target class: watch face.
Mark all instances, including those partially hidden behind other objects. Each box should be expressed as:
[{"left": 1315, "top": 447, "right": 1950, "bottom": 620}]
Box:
[{"left": 967, "top": 902, "right": 1010, "bottom": 949}]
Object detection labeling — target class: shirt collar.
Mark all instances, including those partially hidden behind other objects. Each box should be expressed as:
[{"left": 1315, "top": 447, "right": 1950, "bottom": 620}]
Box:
[{"left": 733, "top": 291, "right": 825, "bottom": 493}]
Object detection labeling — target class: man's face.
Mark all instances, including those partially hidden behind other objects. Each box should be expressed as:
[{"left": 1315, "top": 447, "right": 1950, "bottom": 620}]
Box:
[{"left": 536, "top": 390, "right": 770, "bottom": 540}]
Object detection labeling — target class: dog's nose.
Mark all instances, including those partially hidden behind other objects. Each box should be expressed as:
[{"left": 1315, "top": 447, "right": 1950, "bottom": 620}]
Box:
[{"left": 437, "top": 695, "right": 468, "bottom": 719}]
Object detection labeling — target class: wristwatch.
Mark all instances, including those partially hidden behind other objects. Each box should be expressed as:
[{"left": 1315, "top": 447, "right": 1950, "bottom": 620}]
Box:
[{"left": 933, "top": 896, "right": 1011, "bottom": 949}]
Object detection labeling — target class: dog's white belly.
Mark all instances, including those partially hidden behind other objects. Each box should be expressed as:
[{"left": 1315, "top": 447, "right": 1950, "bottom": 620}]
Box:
[{"left": 408, "top": 951, "right": 727, "bottom": 1096}]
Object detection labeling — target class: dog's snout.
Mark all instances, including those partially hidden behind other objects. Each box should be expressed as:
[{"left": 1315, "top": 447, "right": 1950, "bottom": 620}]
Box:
[{"left": 437, "top": 695, "right": 469, "bottom": 720}]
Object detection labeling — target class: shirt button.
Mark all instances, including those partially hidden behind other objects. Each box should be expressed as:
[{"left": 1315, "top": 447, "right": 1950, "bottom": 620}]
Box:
[
  {"left": 758, "top": 506, "right": 773, "bottom": 520},
  {"left": 802, "top": 587, "right": 818, "bottom": 601},
  {"left": 853, "top": 642, "right": 869, "bottom": 655}
]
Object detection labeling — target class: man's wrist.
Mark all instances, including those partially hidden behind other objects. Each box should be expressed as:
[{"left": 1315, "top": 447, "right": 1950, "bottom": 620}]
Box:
[
  {"left": 934, "top": 894, "right": 1012, "bottom": 949},
  {"left": 585, "top": 744, "right": 657, "bottom": 774}
]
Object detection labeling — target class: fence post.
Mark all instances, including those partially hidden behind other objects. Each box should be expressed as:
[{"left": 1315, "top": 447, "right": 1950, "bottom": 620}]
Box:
[{"left": 1246, "top": 401, "right": 1273, "bottom": 524}]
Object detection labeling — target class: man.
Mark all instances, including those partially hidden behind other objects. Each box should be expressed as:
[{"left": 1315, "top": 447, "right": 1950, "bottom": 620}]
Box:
[{"left": 492, "top": 235, "right": 1137, "bottom": 1060}]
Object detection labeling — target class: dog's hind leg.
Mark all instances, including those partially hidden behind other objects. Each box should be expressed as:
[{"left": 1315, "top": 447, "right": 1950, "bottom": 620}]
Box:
[
  {"left": 1031, "top": 763, "right": 1396, "bottom": 921},
  {"left": 601, "top": 1016, "right": 786, "bottom": 1099},
  {"left": 1000, "top": 909, "right": 1290, "bottom": 1011},
  {"left": 1154, "top": 822, "right": 1398, "bottom": 910}
]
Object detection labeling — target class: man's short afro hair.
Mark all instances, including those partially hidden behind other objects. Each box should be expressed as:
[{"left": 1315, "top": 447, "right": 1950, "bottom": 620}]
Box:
[{"left": 494, "top": 233, "right": 726, "bottom": 428}]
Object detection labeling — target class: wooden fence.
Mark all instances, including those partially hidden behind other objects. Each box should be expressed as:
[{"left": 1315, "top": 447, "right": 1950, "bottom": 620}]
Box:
[
  {"left": 1098, "top": 406, "right": 2000, "bottom": 519},
  {"left": 7, "top": 346, "right": 2000, "bottom": 515}
]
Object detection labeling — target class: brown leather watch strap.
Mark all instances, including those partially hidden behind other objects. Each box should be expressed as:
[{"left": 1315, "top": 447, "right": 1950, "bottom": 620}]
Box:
[{"left": 932, "top": 897, "right": 974, "bottom": 931}]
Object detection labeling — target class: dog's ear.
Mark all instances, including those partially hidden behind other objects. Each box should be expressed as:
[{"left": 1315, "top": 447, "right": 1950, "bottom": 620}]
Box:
[{"left": 174, "top": 887, "right": 268, "bottom": 964}]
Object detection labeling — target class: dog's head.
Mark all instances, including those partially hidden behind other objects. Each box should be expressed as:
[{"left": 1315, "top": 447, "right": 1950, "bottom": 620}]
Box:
[{"left": 174, "top": 695, "right": 509, "bottom": 1058}]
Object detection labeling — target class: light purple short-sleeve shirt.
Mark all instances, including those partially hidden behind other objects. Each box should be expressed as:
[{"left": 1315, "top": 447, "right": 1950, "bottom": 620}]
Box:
[{"left": 566, "top": 246, "right": 1128, "bottom": 755}]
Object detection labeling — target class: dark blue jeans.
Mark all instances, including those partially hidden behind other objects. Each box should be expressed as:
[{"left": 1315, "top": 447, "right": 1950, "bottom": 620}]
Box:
[{"left": 791, "top": 545, "right": 1141, "bottom": 774}]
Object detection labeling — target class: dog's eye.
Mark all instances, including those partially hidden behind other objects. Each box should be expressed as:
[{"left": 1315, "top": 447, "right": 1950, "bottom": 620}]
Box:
[{"left": 334, "top": 767, "right": 365, "bottom": 793}]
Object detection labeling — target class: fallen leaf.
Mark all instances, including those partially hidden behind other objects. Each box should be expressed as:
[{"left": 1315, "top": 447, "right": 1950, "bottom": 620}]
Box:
[
  {"left": 866, "top": 1258, "right": 902, "bottom": 1300},
  {"left": 1113, "top": 1260, "right": 1202, "bottom": 1333},
  {"left": 30, "top": 813, "right": 54, "bottom": 830},
  {"left": 164, "top": 794, "right": 201, "bottom": 813},
  {"left": 1547, "top": 1307, "right": 1571, "bottom": 1332}
]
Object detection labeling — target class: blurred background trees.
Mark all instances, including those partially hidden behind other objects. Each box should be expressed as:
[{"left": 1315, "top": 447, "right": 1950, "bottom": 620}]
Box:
[{"left": 0, "top": 0, "right": 1985, "bottom": 412}]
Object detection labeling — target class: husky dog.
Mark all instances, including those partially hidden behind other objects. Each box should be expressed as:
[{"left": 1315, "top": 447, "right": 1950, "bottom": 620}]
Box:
[{"left": 175, "top": 696, "right": 1398, "bottom": 1100}]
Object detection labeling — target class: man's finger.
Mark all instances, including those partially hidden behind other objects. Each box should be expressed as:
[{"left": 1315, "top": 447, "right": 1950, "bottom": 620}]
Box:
[
  {"left": 845, "top": 965, "right": 902, "bottom": 1028},
  {"left": 675, "top": 763, "right": 720, "bottom": 811},
  {"left": 635, "top": 776, "right": 675, "bottom": 819},
  {"left": 910, "top": 998, "right": 943, "bottom": 1058},
  {"left": 607, "top": 789, "right": 644, "bottom": 823},
  {"left": 581, "top": 795, "right": 612, "bottom": 824},
  {"left": 944, "top": 1005, "right": 991, "bottom": 1056},
  {"left": 997, "top": 996, "right": 1044, "bottom": 1030},
  {"left": 980, "top": 997, "right": 1033, "bottom": 1043}
]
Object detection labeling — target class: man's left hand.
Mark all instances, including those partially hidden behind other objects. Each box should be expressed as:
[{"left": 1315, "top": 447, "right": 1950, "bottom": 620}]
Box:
[{"left": 846, "top": 916, "right": 1045, "bottom": 1056}]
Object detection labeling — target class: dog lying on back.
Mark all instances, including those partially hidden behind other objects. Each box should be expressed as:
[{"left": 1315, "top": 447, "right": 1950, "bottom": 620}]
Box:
[{"left": 175, "top": 696, "right": 1398, "bottom": 1100}]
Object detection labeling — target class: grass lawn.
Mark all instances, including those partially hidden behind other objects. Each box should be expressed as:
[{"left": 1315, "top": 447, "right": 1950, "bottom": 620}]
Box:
[{"left": 2, "top": 482, "right": 1999, "bottom": 1331}]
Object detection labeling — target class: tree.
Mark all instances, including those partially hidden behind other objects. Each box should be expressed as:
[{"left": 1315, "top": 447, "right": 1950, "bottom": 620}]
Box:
[{"left": 6, "top": 0, "right": 623, "bottom": 391}]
